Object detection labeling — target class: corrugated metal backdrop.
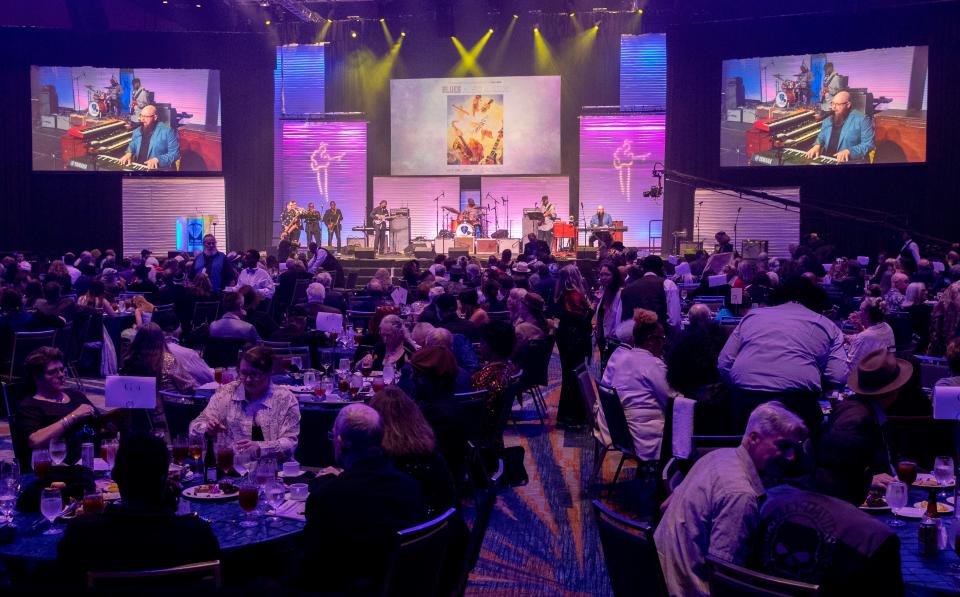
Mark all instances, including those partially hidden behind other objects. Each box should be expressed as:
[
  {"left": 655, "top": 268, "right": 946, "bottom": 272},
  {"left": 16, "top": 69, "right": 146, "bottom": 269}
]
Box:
[
  {"left": 275, "top": 44, "right": 326, "bottom": 116},
  {"left": 692, "top": 187, "right": 801, "bottom": 258},
  {"left": 620, "top": 34, "right": 667, "bottom": 109},
  {"left": 480, "top": 177, "right": 570, "bottom": 240},
  {"left": 122, "top": 177, "right": 226, "bottom": 256},
  {"left": 372, "top": 177, "right": 462, "bottom": 243}
]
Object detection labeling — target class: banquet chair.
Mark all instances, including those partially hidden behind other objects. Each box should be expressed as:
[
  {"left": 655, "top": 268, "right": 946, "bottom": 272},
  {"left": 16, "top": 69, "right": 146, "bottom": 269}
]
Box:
[
  {"left": 455, "top": 456, "right": 504, "bottom": 596},
  {"left": 1, "top": 380, "right": 28, "bottom": 420},
  {"left": 202, "top": 337, "right": 245, "bottom": 369},
  {"left": 485, "top": 311, "right": 511, "bottom": 323},
  {"left": 191, "top": 301, "right": 221, "bottom": 330},
  {"left": 4, "top": 329, "right": 57, "bottom": 382},
  {"left": 295, "top": 403, "right": 346, "bottom": 467},
  {"left": 345, "top": 271, "right": 358, "bottom": 290},
  {"left": 271, "top": 345, "right": 311, "bottom": 371},
  {"left": 916, "top": 355, "right": 951, "bottom": 391},
  {"left": 596, "top": 382, "right": 640, "bottom": 486},
  {"left": 288, "top": 278, "right": 312, "bottom": 313},
  {"left": 515, "top": 336, "right": 556, "bottom": 425},
  {"left": 576, "top": 363, "right": 612, "bottom": 484},
  {"left": 86, "top": 560, "right": 222, "bottom": 589},
  {"left": 382, "top": 508, "right": 457, "bottom": 597},
  {"left": 153, "top": 303, "right": 175, "bottom": 313},
  {"left": 259, "top": 340, "right": 292, "bottom": 349},
  {"left": 346, "top": 310, "right": 375, "bottom": 333},
  {"left": 593, "top": 500, "right": 667, "bottom": 597},
  {"left": 160, "top": 392, "right": 206, "bottom": 438},
  {"left": 707, "top": 556, "right": 819, "bottom": 597}
]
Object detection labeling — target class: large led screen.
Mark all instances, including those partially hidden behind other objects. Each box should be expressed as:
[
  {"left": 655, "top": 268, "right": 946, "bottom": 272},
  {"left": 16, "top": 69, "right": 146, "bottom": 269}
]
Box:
[
  {"left": 391, "top": 76, "right": 561, "bottom": 175},
  {"left": 31, "top": 66, "right": 222, "bottom": 172},
  {"left": 720, "top": 46, "right": 927, "bottom": 167}
]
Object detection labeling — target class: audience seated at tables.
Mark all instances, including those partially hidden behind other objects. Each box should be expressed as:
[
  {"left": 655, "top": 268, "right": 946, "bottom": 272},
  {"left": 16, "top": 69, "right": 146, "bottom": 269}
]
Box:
[
  {"left": 299, "top": 282, "right": 341, "bottom": 325},
  {"left": 666, "top": 303, "right": 731, "bottom": 433},
  {"left": 424, "top": 327, "right": 474, "bottom": 392},
  {"left": 237, "top": 284, "right": 278, "bottom": 340},
  {"left": 458, "top": 288, "right": 488, "bottom": 326},
  {"left": 154, "top": 267, "right": 185, "bottom": 307},
  {"left": 884, "top": 272, "right": 910, "bottom": 312},
  {"left": 901, "top": 281, "right": 931, "bottom": 352},
  {"left": 655, "top": 402, "right": 808, "bottom": 597},
  {"left": 227, "top": 249, "right": 274, "bottom": 300},
  {"left": 76, "top": 279, "right": 116, "bottom": 316},
  {"left": 818, "top": 349, "right": 912, "bottom": 489},
  {"left": 151, "top": 310, "right": 214, "bottom": 385},
  {"left": 274, "top": 258, "right": 311, "bottom": 310},
  {"left": 301, "top": 404, "right": 428, "bottom": 594},
  {"left": 597, "top": 309, "right": 677, "bottom": 469},
  {"left": 127, "top": 265, "right": 159, "bottom": 300},
  {"left": 370, "top": 387, "right": 458, "bottom": 516},
  {"left": 0, "top": 288, "right": 31, "bottom": 363},
  {"left": 45, "top": 260, "right": 73, "bottom": 293},
  {"left": 314, "top": 271, "right": 347, "bottom": 313},
  {"left": 619, "top": 255, "right": 682, "bottom": 337},
  {"left": 844, "top": 297, "right": 895, "bottom": 373},
  {"left": 481, "top": 278, "right": 507, "bottom": 313},
  {"left": 28, "top": 282, "right": 73, "bottom": 330},
  {"left": 425, "top": 294, "right": 479, "bottom": 342},
  {"left": 269, "top": 306, "right": 312, "bottom": 347},
  {"left": 512, "top": 291, "right": 549, "bottom": 359},
  {"left": 719, "top": 276, "right": 847, "bottom": 435},
  {"left": 209, "top": 291, "right": 260, "bottom": 345},
  {"left": 927, "top": 265, "right": 960, "bottom": 356},
  {"left": 57, "top": 433, "right": 220, "bottom": 584},
  {"left": 407, "top": 346, "right": 467, "bottom": 478},
  {"left": 471, "top": 320, "right": 519, "bottom": 424},
  {"left": 356, "top": 314, "right": 417, "bottom": 372},
  {"left": 12, "top": 347, "right": 97, "bottom": 470},
  {"left": 594, "top": 262, "right": 624, "bottom": 369},
  {"left": 935, "top": 337, "right": 960, "bottom": 387},
  {"left": 188, "top": 346, "right": 300, "bottom": 459}
]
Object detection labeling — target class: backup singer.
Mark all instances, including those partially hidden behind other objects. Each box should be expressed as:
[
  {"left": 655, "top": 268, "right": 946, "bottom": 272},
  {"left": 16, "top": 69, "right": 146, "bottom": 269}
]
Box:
[
  {"left": 280, "top": 201, "right": 304, "bottom": 245},
  {"left": 589, "top": 205, "right": 614, "bottom": 247},
  {"left": 805, "top": 91, "right": 875, "bottom": 164},
  {"left": 118, "top": 105, "right": 180, "bottom": 170},
  {"left": 537, "top": 195, "right": 557, "bottom": 248},
  {"left": 303, "top": 203, "right": 322, "bottom": 246},
  {"left": 323, "top": 201, "right": 343, "bottom": 250},
  {"left": 370, "top": 200, "right": 389, "bottom": 254}
]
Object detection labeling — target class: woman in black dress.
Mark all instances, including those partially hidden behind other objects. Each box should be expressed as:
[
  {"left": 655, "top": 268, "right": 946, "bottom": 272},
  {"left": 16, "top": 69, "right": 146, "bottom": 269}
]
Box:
[{"left": 554, "top": 265, "right": 594, "bottom": 427}]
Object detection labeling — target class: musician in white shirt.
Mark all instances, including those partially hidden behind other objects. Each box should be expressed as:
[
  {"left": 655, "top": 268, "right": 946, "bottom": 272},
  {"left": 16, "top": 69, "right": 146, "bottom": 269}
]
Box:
[
  {"left": 226, "top": 250, "right": 275, "bottom": 300},
  {"left": 370, "top": 200, "right": 389, "bottom": 254},
  {"left": 537, "top": 195, "right": 557, "bottom": 248}
]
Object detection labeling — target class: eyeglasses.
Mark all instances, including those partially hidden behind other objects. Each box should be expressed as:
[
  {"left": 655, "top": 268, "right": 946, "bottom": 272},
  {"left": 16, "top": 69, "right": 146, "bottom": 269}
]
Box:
[
  {"left": 830, "top": 101, "right": 850, "bottom": 107},
  {"left": 238, "top": 369, "right": 268, "bottom": 381}
]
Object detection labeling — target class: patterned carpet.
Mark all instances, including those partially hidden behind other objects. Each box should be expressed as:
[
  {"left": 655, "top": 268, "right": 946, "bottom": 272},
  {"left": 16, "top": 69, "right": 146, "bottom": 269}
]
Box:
[{"left": 1, "top": 355, "right": 625, "bottom": 596}]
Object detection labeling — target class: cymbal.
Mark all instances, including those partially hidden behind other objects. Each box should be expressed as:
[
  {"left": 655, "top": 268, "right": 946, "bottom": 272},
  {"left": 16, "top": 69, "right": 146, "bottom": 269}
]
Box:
[
  {"left": 772, "top": 73, "right": 786, "bottom": 80},
  {"left": 441, "top": 206, "right": 460, "bottom": 214}
]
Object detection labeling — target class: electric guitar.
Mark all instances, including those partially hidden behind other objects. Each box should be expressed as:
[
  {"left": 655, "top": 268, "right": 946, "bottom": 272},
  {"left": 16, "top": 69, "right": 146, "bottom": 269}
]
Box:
[
  {"left": 482, "top": 129, "right": 504, "bottom": 165},
  {"left": 538, "top": 204, "right": 557, "bottom": 232}
]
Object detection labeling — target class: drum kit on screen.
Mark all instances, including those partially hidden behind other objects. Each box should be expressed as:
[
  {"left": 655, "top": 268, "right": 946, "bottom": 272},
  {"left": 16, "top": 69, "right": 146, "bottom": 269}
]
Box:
[{"left": 772, "top": 72, "right": 813, "bottom": 109}]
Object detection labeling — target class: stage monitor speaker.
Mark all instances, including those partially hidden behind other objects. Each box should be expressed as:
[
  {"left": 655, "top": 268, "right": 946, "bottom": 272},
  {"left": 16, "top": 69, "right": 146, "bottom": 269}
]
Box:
[
  {"left": 404, "top": 240, "right": 433, "bottom": 255},
  {"left": 476, "top": 239, "right": 498, "bottom": 254},
  {"left": 354, "top": 248, "right": 376, "bottom": 259},
  {"left": 454, "top": 237, "right": 474, "bottom": 251},
  {"left": 576, "top": 249, "right": 597, "bottom": 260},
  {"left": 741, "top": 239, "right": 768, "bottom": 259},
  {"left": 725, "top": 77, "right": 745, "bottom": 110},
  {"left": 679, "top": 241, "right": 703, "bottom": 256},
  {"left": 38, "top": 86, "right": 58, "bottom": 115},
  {"left": 496, "top": 238, "right": 521, "bottom": 255},
  {"left": 414, "top": 249, "right": 436, "bottom": 259},
  {"left": 449, "top": 248, "right": 470, "bottom": 260},
  {"left": 434, "top": 236, "right": 454, "bottom": 254},
  {"left": 491, "top": 229, "right": 509, "bottom": 239}
]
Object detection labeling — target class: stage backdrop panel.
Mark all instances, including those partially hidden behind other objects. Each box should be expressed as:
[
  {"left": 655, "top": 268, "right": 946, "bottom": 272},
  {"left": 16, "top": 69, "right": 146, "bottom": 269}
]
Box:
[
  {"left": 579, "top": 113, "right": 665, "bottom": 248},
  {"left": 122, "top": 178, "right": 226, "bottom": 256},
  {"left": 275, "top": 44, "right": 326, "bottom": 115},
  {"left": 480, "top": 176, "right": 569, "bottom": 241},
  {"left": 372, "top": 177, "right": 461, "bottom": 243},
  {"left": 620, "top": 34, "right": 667, "bottom": 108},
  {"left": 693, "top": 188, "right": 800, "bottom": 259},
  {"left": 274, "top": 120, "right": 367, "bottom": 247}
]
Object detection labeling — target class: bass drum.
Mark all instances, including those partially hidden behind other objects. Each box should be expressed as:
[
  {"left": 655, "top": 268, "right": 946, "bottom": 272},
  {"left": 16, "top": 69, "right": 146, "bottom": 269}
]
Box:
[
  {"left": 88, "top": 101, "right": 103, "bottom": 118},
  {"left": 456, "top": 223, "right": 475, "bottom": 237},
  {"left": 774, "top": 91, "right": 789, "bottom": 108}
]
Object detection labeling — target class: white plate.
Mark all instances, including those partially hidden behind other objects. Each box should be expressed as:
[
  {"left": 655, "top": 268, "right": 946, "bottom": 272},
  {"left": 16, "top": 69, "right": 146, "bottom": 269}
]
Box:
[
  {"left": 278, "top": 470, "right": 304, "bottom": 479},
  {"left": 912, "top": 473, "right": 955, "bottom": 489},
  {"left": 891, "top": 506, "right": 924, "bottom": 519},
  {"left": 95, "top": 478, "right": 121, "bottom": 501},
  {"left": 285, "top": 492, "right": 309, "bottom": 502},
  {"left": 182, "top": 484, "right": 240, "bottom": 501},
  {"left": 913, "top": 500, "right": 955, "bottom": 514},
  {"left": 859, "top": 503, "right": 891, "bottom": 512}
]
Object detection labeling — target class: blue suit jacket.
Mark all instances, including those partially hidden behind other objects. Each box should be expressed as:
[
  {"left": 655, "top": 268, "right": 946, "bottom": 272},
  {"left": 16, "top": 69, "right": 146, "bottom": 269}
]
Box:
[
  {"left": 590, "top": 213, "right": 613, "bottom": 226},
  {"left": 126, "top": 122, "right": 181, "bottom": 169},
  {"left": 814, "top": 110, "right": 875, "bottom": 161}
]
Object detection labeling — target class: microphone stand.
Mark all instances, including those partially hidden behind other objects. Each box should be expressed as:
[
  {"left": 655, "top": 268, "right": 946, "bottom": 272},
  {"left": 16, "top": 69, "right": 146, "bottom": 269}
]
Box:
[
  {"left": 580, "top": 201, "right": 588, "bottom": 248},
  {"left": 696, "top": 201, "right": 703, "bottom": 246},
  {"left": 734, "top": 205, "right": 742, "bottom": 255},
  {"left": 433, "top": 191, "right": 444, "bottom": 240}
]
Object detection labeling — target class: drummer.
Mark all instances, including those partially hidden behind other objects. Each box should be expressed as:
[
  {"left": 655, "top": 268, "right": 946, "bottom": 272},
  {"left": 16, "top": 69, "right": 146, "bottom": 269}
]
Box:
[{"left": 461, "top": 198, "right": 482, "bottom": 237}]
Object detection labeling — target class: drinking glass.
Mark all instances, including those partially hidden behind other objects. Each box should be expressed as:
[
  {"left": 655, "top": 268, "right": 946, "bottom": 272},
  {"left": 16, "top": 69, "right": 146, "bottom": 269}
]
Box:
[
  {"left": 886, "top": 481, "right": 908, "bottom": 527},
  {"left": 214, "top": 368, "right": 224, "bottom": 384},
  {"left": 896, "top": 460, "right": 918, "bottom": 486},
  {"left": 171, "top": 435, "right": 190, "bottom": 466},
  {"left": 101, "top": 439, "right": 119, "bottom": 469},
  {"left": 303, "top": 370, "right": 317, "bottom": 389},
  {"left": 372, "top": 376, "right": 385, "bottom": 393},
  {"left": 290, "top": 355, "right": 303, "bottom": 371},
  {"left": 265, "top": 480, "right": 286, "bottom": 522},
  {"left": 338, "top": 358, "right": 350, "bottom": 376},
  {"left": 49, "top": 438, "right": 67, "bottom": 466},
  {"left": 0, "top": 490, "right": 15, "bottom": 526},
  {"left": 0, "top": 460, "right": 20, "bottom": 490},
  {"left": 83, "top": 490, "right": 105, "bottom": 515},
  {"left": 349, "top": 373, "right": 362, "bottom": 398},
  {"left": 32, "top": 449, "right": 52, "bottom": 479},
  {"left": 216, "top": 440, "right": 235, "bottom": 476},
  {"left": 237, "top": 477, "right": 260, "bottom": 528},
  {"left": 313, "top": 379, "right": 328, "bottom": 401},
  {"left": 255, "top": 458, "right": 276, "bottom": 488},
  {"left": 934, "top": 456, "right": 954, "bottom": 500},
  {"left": 383, "top": 363, "right": 395, "bottom": 385},
  {"left": 40, "top": 487, "right": 63, "bottom": 535}
]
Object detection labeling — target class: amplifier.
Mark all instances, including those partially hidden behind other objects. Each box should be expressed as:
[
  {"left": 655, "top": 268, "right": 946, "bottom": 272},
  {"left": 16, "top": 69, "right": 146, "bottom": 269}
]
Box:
[
  {"left": 56, "top": 115, "right": 72, "bottom": 130},
  {"left": 40, "top": 114, "right": 56, "bottom": 128},
  {"left": 679, "top": 241, "right": 703, "bottom": 255},
  {"left": 741, "top": 239, "right": 768, "bottom": 259},
  {"left": 476, "top": 239, "right": 498, "bottom": 254},
  {"left": 496, "top": 238, "right": 521, "bottom": 255},
  {"left": 434, "top": 236, "right": 454, "bottom": 254},
  {"left": 353, "top": 248, "right": 376, "bottom": 260},
  {"left": 454, "top": 237, "right": 474, "bottom": 252},
  {"left": 346, "top": 237, "right": 366, "bottom": 248},
  {"left": 449, "top": 248, "right": 470, "bottom": 260},
  {"left": 404, "top": 240, "right": 433, "bottom": 256}
]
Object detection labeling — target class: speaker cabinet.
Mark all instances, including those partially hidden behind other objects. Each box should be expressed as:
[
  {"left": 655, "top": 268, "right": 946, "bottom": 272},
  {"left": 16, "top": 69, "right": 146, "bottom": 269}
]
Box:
[
  {"left": 454, "top": 237, "right": 474, "bottom": 251},
  {"left": 449, "top": 248, "right": 470, "bottom": 260},
  {"left": 353, "top": 248, "right": 376, "bottom": 259},
  {"left": 434, "top": 237, "right": 454, "bottom": 254},
  {"left": 476, "top": 239, "right": 498, "bottom": 254},
  {"left": 496, "top": 238, "right": 521, "bottom": 255}
]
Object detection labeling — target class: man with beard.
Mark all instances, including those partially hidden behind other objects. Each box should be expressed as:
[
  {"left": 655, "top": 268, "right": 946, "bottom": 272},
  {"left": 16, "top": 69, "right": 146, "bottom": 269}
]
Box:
[
  {"left": 805, "top": 91, "right": 875, "bottom": 164},
  {"left": 119, "top": 105, "right": 180, "bottom": 170}
]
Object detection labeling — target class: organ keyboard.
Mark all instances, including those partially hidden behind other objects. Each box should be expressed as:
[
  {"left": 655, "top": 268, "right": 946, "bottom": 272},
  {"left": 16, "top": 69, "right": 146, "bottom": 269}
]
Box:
[
  {"left": 747, "top": 109, "right": 822, "bottom": 159},
  {"left": 96, "top": 154, "right": 151, "bottom": 171},
  {"left": 751, "top": 147, "right": 839, "bottom": 166},
  {"left": 577, "top": 226, "right": 630, "bottom": 233},
  {"left": 61, "top": 118, "right": 134, "bottom": 170}
]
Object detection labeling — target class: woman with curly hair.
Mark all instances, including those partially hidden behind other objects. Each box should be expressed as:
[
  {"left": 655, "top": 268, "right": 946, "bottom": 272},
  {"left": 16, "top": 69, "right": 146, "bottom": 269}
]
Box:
[
  {"left": 554, "top": 265, "right": 593, "bottom": 427},
  {"left": 597, "top": 308, "right": 676, "bottom": 465}
]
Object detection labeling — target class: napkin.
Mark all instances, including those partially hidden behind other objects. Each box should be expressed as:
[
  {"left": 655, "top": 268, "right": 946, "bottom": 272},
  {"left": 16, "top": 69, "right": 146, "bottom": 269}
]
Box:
[
  {"left": 671, "top": 396, "right": 696, "bottom": 460},
  {"left": 275, "top": 499, "right": 307, "bottom": 522}
]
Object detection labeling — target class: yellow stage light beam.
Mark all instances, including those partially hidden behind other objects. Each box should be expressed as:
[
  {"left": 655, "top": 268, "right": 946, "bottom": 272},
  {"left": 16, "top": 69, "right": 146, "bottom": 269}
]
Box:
[
  {"left": 533, "top": 27, "right": 558, "bottom": 75},
  {"left": 449, "top": 28, "right": 493, "bottom": 77},
  {"left": 489, "top": 15, "right": 518, "bottom": 71},
  {"left": 316, "top": 18, "right": 332, "bottom": 42},
  {"left": 380, "top": 18, "right": 394, "bottom": 45}
]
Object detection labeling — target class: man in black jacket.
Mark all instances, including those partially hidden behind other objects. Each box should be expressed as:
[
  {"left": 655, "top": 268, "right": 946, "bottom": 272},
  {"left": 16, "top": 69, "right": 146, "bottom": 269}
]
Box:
[
  {"left": 57, "top": 433, "right": 219, "bottom": 584},
  {"left": 302, "top": 404, "right": 427, "bottom": 594}
]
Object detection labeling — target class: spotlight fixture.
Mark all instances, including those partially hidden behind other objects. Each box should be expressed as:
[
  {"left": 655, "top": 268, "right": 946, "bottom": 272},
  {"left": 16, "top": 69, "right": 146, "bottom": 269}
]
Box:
[
  {"left": 638, "top": 9, "right": 644, "bottom": 14},
  {"left": 350, "top": 30, "right": 358, "bottom": 38},
  {"left": 265, "top": 19, "right": 271, "bottom": 25},
  {"left": 401, "top": 31, "right": 406, "bottom": 37},
  {"left": 488, "top": 28, "right": 493, "bottom": 33},
  {"left": 195, "top": 3, "right": 201, "bottom": 7},
  {"left": 569, "top": 12, "right": 575, "bottom": 17},
  {"left": 379, "top": 18, "right": 385, "bottom": 23},
  {"left": 513, "top": 14, "right": 519, "bottom": 19}
]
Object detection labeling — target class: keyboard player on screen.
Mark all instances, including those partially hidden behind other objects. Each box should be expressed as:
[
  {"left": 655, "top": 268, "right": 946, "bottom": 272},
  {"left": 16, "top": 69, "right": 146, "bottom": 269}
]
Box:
[
  {"left": 118, "top": 105, "right": 181, "bottom": 170},
  {"left": 589, "top": 205, "right": 614, "bottom": 247},
  {"left": 804, "top": 91, "right": 874, "bottom": 164}
]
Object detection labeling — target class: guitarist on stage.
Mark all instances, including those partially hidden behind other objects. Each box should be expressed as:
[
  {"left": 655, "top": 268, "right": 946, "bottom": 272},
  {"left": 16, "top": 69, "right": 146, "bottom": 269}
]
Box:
[
  {"left": 370, "top": 200, "right": 389, "bottom": 254},
  {"left": 537, "top": 195, "right": 557, "bottom": 249},
  {"left": 322, "top": 200, "right": 343, "bottom": 251}
]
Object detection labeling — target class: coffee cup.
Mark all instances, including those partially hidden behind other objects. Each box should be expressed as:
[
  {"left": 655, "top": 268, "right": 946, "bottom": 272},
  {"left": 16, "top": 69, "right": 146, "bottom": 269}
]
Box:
[
  {"left": 282, "top": 461, "right": 301, "bottom": 477},
  {"left": 289, "top": 483, "right": 309, "bottom": 501}
]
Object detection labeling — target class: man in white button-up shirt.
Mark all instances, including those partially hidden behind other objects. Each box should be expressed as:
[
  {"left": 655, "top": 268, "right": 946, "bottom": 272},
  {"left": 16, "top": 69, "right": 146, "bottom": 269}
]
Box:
[{"left": 227, "top": 249, "right": 275, "bottom": 300}]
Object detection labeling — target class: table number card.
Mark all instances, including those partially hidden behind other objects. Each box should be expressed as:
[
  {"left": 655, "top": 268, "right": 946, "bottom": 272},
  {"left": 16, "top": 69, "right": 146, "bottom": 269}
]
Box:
[{"left": 105, "top": 375, "right": 157, "bottom": 409}]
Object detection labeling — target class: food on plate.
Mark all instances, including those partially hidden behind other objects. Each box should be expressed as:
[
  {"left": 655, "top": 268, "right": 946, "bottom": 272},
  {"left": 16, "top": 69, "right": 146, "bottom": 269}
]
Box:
[{"left": 863, "top": 486, "right": 887, "bottom": 508}]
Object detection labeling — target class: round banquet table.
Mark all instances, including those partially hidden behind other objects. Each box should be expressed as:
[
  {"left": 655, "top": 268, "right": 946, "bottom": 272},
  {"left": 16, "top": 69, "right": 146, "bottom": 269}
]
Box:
[
  {"left": 876, "top": 485, "right": 960, "bottom": 596},
  {"left": 0, "top": 473, "right": 305, "bottom": 585}
]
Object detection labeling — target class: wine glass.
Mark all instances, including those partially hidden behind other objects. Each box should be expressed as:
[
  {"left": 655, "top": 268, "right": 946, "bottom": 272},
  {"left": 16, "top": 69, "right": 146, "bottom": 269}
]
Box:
[
  {"left": 49, "top": 438, "right": 67, "bottom": 466},
  {"left": 255, "top": 457, "right": 276, "bottom": 488},
  {"left": 216, "top": 440, "right": 236, "bottom": 477},
  {"left": 40, "top": 487, "right": 63, "bottom": 535},
  {"left": 290, "top": 355, "right": 303, "bottom": 371},
  {"left": 383, "top": 363, "right": 395, "bottom": 385},
  {"left": 0, "top": 488, "right": 15, "bottom": 527},
  {"left": 934, "top": 456, "right": 954, "bottom": 501},
  {"left": 171, "top": 435, "right": 189, "bottom": 467},
  {"left": 101, "top": 439, "right": 119, "bottom": 470},
  {"left": 896, "top": 460, "right": 918, "bottom": 486},
  {"left": 886, "top": 481, "right": 908, "bottom": 527},
  {"left": 264, "top": 479, "right": 286, "bottom": 522},
  {"left": 237, "top": 477, "right": 260, "bottom": 528},
  {"left": 32, "top": 449, "right": 52, "bottom": 479}
]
